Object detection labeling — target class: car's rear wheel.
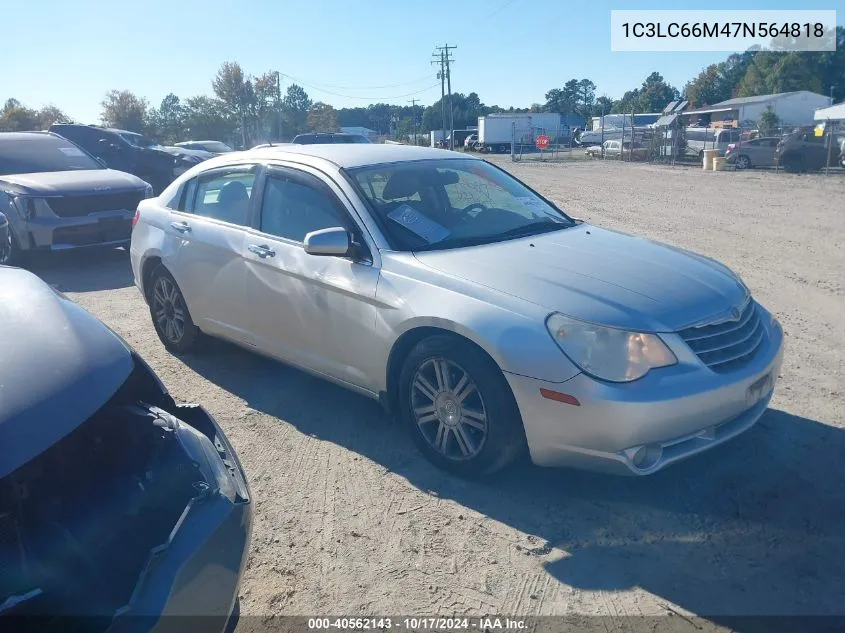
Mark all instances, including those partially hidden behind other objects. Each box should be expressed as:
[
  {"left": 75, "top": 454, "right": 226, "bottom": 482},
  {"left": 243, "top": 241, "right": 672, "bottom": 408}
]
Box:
[
  {"left": 398, "top": 334, "right": 526, "bottom": 477},
  {"left": 735, "top": 155, "right": 751, "bottom": 170},
  {"left": 148, "top": 265, "right": 200, "bottom": 353}
]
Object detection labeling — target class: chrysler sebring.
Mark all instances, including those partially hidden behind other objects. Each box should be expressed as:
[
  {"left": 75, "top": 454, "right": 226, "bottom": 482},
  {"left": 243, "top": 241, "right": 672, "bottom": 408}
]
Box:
[{"left": 130, "top": 145, "right": 784, "bottom": 476}]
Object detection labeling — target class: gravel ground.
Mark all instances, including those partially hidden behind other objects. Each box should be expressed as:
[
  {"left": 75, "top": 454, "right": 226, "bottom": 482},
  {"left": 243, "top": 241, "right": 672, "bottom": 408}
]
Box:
[{"left": 30, "top": 159, "right": 845, "bottom": 626}]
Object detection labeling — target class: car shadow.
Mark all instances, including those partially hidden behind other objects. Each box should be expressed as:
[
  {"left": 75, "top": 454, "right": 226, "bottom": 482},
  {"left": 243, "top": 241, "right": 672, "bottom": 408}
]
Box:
[
  {"left": 24, "top": 247, "right": 134, "bottom": 292},
  {"left": 179, "top": 339, "right": 845, "bottom": 628}
]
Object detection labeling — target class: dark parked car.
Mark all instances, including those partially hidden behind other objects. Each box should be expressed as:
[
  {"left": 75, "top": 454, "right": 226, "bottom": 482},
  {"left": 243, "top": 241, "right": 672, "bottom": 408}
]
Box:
[
  {"left": 50, "top": 124, "right": 191, "bottom": 194},
  {"left": 291, "top": 132, "right": 371, "bottom": 144},
  {"left": 0, "top": 266, "right": 252, "bottom": 631},
  {"left": 174, "top": 140, "right": 235, "bottom": 155},
  {"left": 159, "top": 145, "right": 215, "bottom": 174},
  {"left": 0, "top": 132, "right": 152, "bottom": 265},
  {"left": 775, "top": 126, "right": 843, "bottom": 173}
]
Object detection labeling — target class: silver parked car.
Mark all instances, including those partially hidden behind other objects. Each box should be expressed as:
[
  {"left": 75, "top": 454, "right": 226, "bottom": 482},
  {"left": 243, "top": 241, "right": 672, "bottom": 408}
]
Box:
[
  {"left": 0, "top": 132, "right": 153, "bottom": 265},
  {"left": 724, "top": 136, "right": 781, "bottom": 169},
  {"left": 130, "top": 145, "right": 784, "bottom": 476}
]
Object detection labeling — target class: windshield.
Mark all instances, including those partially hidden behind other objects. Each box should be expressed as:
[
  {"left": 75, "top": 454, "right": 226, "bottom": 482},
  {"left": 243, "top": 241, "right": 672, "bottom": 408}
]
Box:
[
  {"left": 0, "top": 135, "right": 103, "bottom": 176},
  {"left": 119, "top": 132, "right": 156, "bottom": 148},
  {"left": 348, "top": 158, "right": 574, "bottom": 251},
  {"left": 199, "top": 141, "right": 233, "bottom": 153}
]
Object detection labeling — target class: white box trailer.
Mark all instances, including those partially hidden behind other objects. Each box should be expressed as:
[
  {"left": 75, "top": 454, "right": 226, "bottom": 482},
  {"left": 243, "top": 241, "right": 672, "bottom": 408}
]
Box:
[{"left": 476, "top": 113, "right": 563, "bottom": 153}]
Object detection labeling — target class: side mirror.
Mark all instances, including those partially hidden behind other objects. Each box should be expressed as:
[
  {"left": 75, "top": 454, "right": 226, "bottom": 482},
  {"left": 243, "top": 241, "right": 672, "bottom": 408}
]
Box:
[{"left": 303, "top": 227, "right": 354, "bottom": 257}]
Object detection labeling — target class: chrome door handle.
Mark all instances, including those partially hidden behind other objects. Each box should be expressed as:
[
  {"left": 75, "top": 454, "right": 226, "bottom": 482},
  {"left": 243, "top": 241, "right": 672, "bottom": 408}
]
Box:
[
  {"left": 170, "top": 221, "right": 191, "bottom": 233},
  {"left": 248, "top": 243, "right": 276, "bottom": 258}
]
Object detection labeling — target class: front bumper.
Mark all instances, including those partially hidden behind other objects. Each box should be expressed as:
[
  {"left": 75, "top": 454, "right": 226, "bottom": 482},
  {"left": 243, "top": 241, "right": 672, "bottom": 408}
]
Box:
[
  {"left": 506, "top": 314, "right": 785, "bottom": 475},
  {"left": 15, "top": 211, "right": 134, "bottom": 251},
  {"left": 108, "top": 404, "right": 252, "bottom": 633}
]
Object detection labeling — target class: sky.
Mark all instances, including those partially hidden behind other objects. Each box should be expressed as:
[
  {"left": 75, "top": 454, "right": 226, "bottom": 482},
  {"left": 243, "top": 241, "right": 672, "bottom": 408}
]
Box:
[{"left": 3, "top": 0, "right": 840, "bottom": 123}]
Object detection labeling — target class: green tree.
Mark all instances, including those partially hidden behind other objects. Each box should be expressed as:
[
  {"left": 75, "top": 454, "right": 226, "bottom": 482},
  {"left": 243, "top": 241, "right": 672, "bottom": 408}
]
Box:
[
  {"left": 591, "top": 95, "right": 615, "bottom": 117},
  {"left": 637, "top": 72, "right": 679, "bottom": 112},
  {"left": 147, "top": 93, "right": 186, "bottom": 143},
  {"left": 100, "top": 90, "right": 148, "bottom": 132},
  {"left": 577, "top": 79, "right": 596, "bottom": 117},
  {"left": 758, "top": 106, "right": 780, "bottom": 135},
  {"left": 770, "top": 54, "right": 823, "bottom": 94},
  {"left": 281, "top": 84, "right": 312, "bottom": 136},
  {"left": 183, "top": 96, "right": 235, "bottom": 144},
  {"left": 0, "top": 98, "right": 39, "bottom": 131},
  {"left": 253, "top": 71, "right": 281, "bottom": 139},
  {"left": 212, "top": 62, "right": 252, "bottom": 117},
  {"left": 307, "top": 102, "right": 338, "bottom": 132},
  {"left": 614, "top": 73, "right": 678, "bottom": 113},
  {"left": 33, "top": 105, "right": 70, "bottom": 128},
  {"left": 684, "top": 64, "right": 722, "bottom": 107}
]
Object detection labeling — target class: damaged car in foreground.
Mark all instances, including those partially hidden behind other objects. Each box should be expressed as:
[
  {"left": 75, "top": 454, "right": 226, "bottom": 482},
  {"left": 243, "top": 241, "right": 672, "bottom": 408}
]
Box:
[{"left": 0, "top": 266, "right": 252, "bottom": 632}]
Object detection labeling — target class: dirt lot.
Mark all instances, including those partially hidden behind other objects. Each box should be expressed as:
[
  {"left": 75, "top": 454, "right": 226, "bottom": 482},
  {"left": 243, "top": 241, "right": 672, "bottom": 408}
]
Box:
[{"left": 30, "top": 159, "right": 845, "bottom": 626}]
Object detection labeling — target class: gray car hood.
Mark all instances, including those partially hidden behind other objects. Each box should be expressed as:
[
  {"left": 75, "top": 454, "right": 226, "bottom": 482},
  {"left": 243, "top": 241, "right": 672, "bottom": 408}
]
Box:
[
  {"left": 0, "top": 267, "right": 134, "bottom": 478},
  {"left": 0, "top": 168, "right": 147, "bottom": 196},
  {"left": 413, "top": 224, "right": 748, "bottom": 332}
]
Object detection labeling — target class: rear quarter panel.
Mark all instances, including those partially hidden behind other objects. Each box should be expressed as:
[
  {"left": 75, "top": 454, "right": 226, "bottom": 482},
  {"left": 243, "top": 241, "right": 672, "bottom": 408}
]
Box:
[{"left": 130, "top": 199, "right": 178, "bottom": 301}]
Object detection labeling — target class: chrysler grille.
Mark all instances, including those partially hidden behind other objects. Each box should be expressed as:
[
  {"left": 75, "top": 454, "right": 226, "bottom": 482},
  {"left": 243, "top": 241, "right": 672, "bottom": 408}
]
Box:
[{"left": 679, "top": 300, "right": 765, "bottom": 373}]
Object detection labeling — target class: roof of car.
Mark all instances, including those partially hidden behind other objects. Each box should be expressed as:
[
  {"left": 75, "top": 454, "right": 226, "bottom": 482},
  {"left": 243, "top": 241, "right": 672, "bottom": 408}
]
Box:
[
  {"left": 245, "top": 143, "right": 470, "bottom": 169},
  {"left": 0, "top": 131, "right": 61, "bottom": 144}
]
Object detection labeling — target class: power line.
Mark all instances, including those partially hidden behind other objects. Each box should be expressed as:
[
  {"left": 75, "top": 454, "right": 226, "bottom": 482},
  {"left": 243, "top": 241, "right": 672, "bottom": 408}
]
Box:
[
  {"left": 279, "top": 74, "right": 439, "bottom": 101},
  {"left": 281, "top": 74, "right": 434, "bottom": 91},
  {"left": 479, "top": 0, "right": 516, "bottom": 23}
]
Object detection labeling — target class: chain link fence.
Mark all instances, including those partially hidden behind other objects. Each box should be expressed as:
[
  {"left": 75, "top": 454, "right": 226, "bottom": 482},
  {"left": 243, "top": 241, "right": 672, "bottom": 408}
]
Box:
[
  {"left": 558, "top": 121, "right": 845, "bottom": 176},
  {"left": 643, "top": 122, "right": 845, "bottom": 175},
  {"left": 509, "top": 122, "right": 576, "bottom": 162}
]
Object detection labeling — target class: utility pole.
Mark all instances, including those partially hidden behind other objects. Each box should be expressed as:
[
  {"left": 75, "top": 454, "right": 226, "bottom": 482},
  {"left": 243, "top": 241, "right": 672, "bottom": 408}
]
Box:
[
  {"left": 433, "top": 44, "right": 457, "bottom": 149},
  {"left": 408, "top": 98, "right": 419, "bottom": 144},
  {"left": 431, "top": 50, "right": 446, "bottom": 147},
  {"left": 276, "top": 71, "right": 283, "bottom": 141}
]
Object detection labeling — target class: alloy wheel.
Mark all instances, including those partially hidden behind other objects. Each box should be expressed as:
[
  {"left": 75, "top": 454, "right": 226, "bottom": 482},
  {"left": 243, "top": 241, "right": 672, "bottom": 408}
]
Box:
[
  {"left": 410, "top": 358, "right": 488, "bottom": 461},
  {"left": 736, "top": 155, "right": 751, "bottom": 169},
  {"left": 152, "top": 276, "right": 187, "bottom": 344}
]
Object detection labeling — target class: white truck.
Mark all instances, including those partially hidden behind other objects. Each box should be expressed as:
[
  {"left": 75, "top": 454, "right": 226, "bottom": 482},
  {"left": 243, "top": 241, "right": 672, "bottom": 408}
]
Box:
[{"left": 475, "top": 113, "right": 564, "bottom": 153}]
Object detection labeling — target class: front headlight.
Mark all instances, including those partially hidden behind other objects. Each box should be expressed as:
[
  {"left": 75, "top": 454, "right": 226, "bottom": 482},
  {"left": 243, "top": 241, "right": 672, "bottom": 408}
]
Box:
[
  {"left": 11, "top": 196, "right": 36, "bottom": 220},
  {"left": 546, "top": 313, "right": 677, "bottom": 383}
]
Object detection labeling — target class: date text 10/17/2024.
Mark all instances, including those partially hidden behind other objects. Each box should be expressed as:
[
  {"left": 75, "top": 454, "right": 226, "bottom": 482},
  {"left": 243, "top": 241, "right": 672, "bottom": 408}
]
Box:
[{"left": 308, "top": 617, "right": 528, "bottom": 630}]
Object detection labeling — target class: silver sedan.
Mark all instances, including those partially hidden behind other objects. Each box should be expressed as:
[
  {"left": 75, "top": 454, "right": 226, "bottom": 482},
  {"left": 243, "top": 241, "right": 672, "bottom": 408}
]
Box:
[{"left": 129, "top": 145, "right": 784, "bottom": 476}]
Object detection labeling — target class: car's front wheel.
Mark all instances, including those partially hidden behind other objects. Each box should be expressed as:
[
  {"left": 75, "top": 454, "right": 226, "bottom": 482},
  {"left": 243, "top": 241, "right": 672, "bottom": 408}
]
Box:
[
  {"left": 148, "top": 265, "right": 200, "bottom": 353},
  {"left": 398, "top": 334, "right": 526, "bottom": 477}
]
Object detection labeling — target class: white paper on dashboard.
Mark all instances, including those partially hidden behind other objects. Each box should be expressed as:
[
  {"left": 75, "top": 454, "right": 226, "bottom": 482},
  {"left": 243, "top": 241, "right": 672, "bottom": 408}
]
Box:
[{"left": 387, "top": 204, "right": 451, "bottom": 243}]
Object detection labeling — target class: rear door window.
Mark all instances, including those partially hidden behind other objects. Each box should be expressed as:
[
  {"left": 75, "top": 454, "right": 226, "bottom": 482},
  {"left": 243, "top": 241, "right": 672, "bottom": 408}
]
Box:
[{"left": 184, "top": 167, "right": 257, "bottom": 226}]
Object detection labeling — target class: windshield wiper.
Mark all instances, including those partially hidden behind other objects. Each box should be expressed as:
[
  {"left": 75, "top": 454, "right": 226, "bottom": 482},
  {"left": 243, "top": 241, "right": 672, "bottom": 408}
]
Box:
[
  {"left": 494, "top": 220, "right": 570, "bottom": 240},
  {"left": 414, "top": 221, "right": 569, "bottom": 252}
]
